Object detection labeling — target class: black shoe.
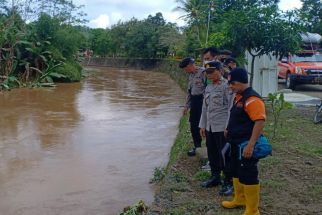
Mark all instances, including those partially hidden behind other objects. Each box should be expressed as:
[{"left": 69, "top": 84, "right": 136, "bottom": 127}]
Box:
[
  {"left": 187, "top": 148, "right": 196, "bottom": 156},
  {"left": 219, "top": 183, "right": 234, "bottom": 196},
  {"left": 201, "top": 175, "right": 222, "bottom": 188}
]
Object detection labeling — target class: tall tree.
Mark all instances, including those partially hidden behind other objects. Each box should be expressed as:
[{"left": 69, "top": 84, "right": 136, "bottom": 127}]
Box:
[
  {"left": 174, "top": 0, "right": 210, "bottom": 47},
  {"left": 90, "top": 28, "right": 112, "bottom": 57},
  {"left": 209, "top": 6, "right": 302, "bottom": 86},
  {"left": 299, "top": 0, "right": 322, "bottom": 33}
]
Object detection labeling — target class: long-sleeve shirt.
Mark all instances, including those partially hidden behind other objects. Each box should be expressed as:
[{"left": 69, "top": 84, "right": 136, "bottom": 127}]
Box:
[
  {"left": 199, "top": 78, "right": 233, "bottom": 132},
  {"left": 185, "top": 66, "right": 206, "bottom": 108}
]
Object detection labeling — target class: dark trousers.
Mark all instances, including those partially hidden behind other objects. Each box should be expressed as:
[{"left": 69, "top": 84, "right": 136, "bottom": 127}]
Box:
[
  {"left": 230, "top": 142, "right": 259, "bottom": 185},
  {"left": 189, "top": 95, "right": 203, "bottom": 148},
  {"left": 206, "top": 131, "right": 232, "bottom": 183}
]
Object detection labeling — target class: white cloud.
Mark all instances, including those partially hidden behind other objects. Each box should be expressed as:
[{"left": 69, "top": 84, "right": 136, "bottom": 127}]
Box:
[
  {"left": 74, "top": 0, "right": 303, "bottom": 29},
  {"left": 279, "top": 0, "right": 302, "bottom": 11},
  {"left": 73, "top": 0, "right": 185, "bottom": 28},
  {"left": 161, "top": 11, "right": 186, "bottom": 26},
  {"left": 89, "top": 14, "right": 110, "bottom": 29}
]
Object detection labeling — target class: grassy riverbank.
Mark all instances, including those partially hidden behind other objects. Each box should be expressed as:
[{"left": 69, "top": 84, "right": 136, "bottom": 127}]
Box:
[{"left": 146, "top": 106, "right": 322, "bottom": 215}]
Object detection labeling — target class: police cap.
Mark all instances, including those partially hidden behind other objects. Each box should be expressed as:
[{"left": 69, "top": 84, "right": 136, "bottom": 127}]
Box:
[{"left": 179, "top": 57, "right": 194, "bottom": 68}]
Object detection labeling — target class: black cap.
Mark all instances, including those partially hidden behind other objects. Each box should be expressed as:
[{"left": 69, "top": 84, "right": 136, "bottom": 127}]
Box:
[
  {"left": 228, "top": 68, "right": 248, "bottom": 84},
  {"left": 179, "top": 57, "right": 194, "bottom": 68},
  {"left": 224, "top": 57, "right": 237, "bottom": 66},
  {"left": 204, "top": 61, "right": 222, "bottom": 73}
]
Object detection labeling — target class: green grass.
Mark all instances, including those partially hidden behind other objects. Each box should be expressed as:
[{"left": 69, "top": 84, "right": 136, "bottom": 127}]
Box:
[
  {"left": 265, "top": 108, "right": 322, "bottom": 158},
  {"left": 150, "top": 167, "right": 166, "bottom": 183},
  {"left": 308, "top": 184, "right": 322, "bottom": 198},
  {"left": 167, "top": 115, "right": 191, "bottom": 169},
  {"left": 261, "top": 178, "right": 287, "bottom": 190},
  {"left": 193, "top": 170, "right": 211, "bottom": 181}
]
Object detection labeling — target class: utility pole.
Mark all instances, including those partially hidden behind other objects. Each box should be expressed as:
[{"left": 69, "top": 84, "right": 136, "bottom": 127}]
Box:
[{"left": 206, "top": 0, "right": 214, "bottom": 45}]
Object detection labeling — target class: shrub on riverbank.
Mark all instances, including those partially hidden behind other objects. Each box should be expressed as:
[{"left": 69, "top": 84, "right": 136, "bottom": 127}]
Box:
[
  {"left": 0, "top": 5, "right": 86, "bottom": 90},
  {"left": 52, "top": 61, "right": 83, "bottom": 82}
]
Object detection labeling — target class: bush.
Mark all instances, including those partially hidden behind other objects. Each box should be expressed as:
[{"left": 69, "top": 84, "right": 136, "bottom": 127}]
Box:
[{"left": 52, "top": 61, "right": 82, "bottom": 82}]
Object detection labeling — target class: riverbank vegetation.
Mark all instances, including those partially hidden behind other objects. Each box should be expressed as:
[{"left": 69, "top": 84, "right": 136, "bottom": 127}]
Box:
[
  {"left": 0, "top": 0, "right": 87, "bottom": 90},
  {"left": 1, "top": 0, "right": 321, "bottom": 90}
]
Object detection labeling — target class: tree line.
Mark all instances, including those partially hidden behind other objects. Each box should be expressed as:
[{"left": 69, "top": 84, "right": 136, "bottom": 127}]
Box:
[{"left": 0, "top": 0, "right": 321, "bottom": 89}]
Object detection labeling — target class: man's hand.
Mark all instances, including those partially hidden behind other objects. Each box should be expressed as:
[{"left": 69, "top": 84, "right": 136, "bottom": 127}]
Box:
[
  {"left": 224, "top": 129, "right": 228, "bottom": 138},
  {"left": 242, "top": 142, "right": 255, "bottom": 159},
  {"left": 200, "top": 128, "right": 206, "bottom": 139},
  {"left": 183, "top": 107, "right": 189, "bottom": 115},
  {"left": 242, "top": 120, "right": 265, "bottom": 159}
]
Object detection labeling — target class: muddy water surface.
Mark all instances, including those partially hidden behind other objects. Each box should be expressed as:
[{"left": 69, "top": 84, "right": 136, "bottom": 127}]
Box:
[{"left": 0, "top": 68, "right": 185, "bottom": 215}]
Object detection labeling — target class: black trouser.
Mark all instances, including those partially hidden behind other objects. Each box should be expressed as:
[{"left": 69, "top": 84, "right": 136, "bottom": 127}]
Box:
[
  {"left": 206, "top": 130, "right": 232, "bottom": 183},
  {"left": 189, "top": 95, "right": 203, "bottom": 148},
  {"left": 230, "top": 142, "right": 259, "bottom": 185}
]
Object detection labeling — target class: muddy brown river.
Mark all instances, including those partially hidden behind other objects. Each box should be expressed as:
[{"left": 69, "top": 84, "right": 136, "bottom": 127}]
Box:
[{"left": 0, "top": 67, "right": 185, "bottom": 215}]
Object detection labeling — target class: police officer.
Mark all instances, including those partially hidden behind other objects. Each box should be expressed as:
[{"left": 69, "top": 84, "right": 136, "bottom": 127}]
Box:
[
  {"left": 218, "top": 49, "right": 232, "bottom": 63},
  {"left": 223, "top": 57, "right": 238, "bottom": 79},
  {"left": 222, "top": 68, "right": 266, "bottom": 215},
  {"left": 202, "top": 46, "right": 220, "bottom": 66},
  {"left": 179, "top": 57, "right": 206, "bottom": 156},
  {"left": 199, "top": 61, "right": 233, "bottom": 194},
  {"left": 224, "top": 57, "right": 238, "bottom": 71}
]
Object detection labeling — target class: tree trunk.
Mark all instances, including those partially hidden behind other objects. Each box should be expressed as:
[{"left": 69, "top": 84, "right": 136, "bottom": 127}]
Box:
[{"left": 250, "top": 54, "right": 255, "bottom": 87}]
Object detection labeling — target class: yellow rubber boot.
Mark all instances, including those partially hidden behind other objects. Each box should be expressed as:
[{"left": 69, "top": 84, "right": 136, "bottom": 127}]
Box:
[
  {"left": 222, "top": 178, "right": 245, "bottom": 208},
  {"left": 242, "top": 184, "right": 260, "bottom": 215}
]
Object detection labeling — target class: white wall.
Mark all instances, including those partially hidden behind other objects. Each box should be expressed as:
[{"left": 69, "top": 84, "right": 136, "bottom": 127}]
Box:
[{"left": 245, "top": 52, "right": 278, "bottom": 97}]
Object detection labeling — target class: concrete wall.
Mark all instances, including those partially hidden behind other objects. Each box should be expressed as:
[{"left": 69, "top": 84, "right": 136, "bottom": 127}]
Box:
[
  {"left": 245, "top": 52, "right": 278, "bottom": 97},
  {"left": 82, "top": 57, "right": 163, "bottom": 70}
]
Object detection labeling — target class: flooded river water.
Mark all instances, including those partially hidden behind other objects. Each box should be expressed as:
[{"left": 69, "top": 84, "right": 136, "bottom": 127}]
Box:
[{"left": 0, "top": 67, "right": 185, "bottom": 215}]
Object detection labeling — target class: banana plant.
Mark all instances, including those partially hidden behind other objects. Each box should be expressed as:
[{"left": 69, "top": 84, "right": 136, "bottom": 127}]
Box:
[
  {"left": 30, "top": 60, "right": 64, "bottom": 87},
  {"left": 0, "top": 75, "right": 21, "bottom": 90}
]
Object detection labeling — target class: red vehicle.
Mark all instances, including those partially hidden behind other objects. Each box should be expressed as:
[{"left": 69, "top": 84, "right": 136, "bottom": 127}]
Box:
[{"left": 278, "top": 51, "right": 322, "bottom": 90}]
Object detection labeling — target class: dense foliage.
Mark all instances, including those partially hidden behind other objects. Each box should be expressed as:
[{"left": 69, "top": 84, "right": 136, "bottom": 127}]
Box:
[
  {"left": 175, "top": 0, "right": 320, "bottom": 84},
  {"left": 86, "top": 12, "right": 185, "bottom": 58},
  {"left": 1, "top": 0, "right": 321, "bottom": 89},
  {"left": 0, "top": 0, "right": 86, "bottom": 89}
]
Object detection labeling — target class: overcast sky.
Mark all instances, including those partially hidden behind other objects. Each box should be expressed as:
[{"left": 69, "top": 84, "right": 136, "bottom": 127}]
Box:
[{"left": 73, "top": 0, "right": 303, "bottom": 29}]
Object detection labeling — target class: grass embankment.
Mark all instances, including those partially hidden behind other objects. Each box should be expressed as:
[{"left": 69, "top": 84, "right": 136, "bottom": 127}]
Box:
[{"left": 147, "top": 106, "right": 322, "bottom": 215}]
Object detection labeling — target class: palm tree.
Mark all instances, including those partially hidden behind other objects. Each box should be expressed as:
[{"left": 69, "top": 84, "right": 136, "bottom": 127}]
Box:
[{"left": 174, "top": 0, "right": 211, "bottom": 47}]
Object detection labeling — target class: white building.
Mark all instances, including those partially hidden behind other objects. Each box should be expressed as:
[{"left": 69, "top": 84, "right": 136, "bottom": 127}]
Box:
[{"left": 245, "top": 52, "right": 279, "bottom": 97}]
